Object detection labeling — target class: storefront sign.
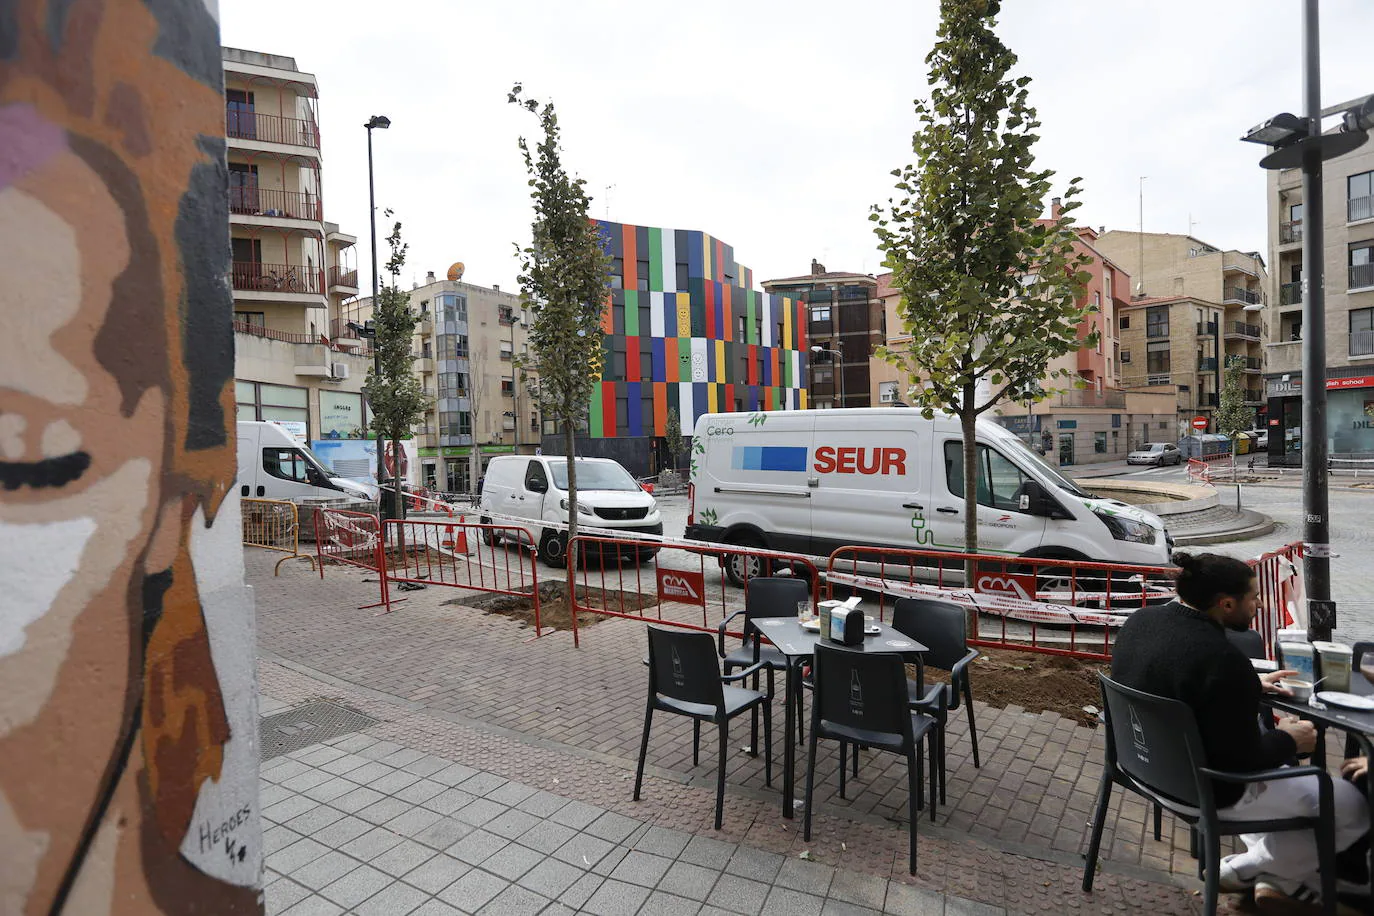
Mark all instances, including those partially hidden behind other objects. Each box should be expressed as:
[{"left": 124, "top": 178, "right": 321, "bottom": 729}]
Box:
[
  {"left": 320, "top": 391, "right": 366, "bottom": 439},
  {"left": 417, "top": 444, "right": 518, "bottom": 459},
  {"left": 1056, "top": 420, "right": 1077, "bottom": 429},
  {"left": 1267, "top": 375, "right": 1374, "bottom": 396}
]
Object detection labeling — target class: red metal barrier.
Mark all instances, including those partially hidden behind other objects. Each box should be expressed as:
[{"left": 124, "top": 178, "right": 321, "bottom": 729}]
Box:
[
  {"left": 566, "top": 534, "right": 820, "bottom": 649},
  {"left": 314, "top": 507, "right": 393, "bottom": 612},
  {"left": 383, "top": 519, "right": 546, "bottom": 638},
  {"left": 1250, "top": 542, "right": 1304, "bottom": 657}
]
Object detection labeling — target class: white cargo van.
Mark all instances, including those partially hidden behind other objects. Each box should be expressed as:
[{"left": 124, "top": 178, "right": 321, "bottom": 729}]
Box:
[
  {"left": 684, "top": 409, "right": 1172, "bottom": 585},
  {"left": 236, "top": 421, "right": 379, "bottom": 503},
  {"left": 479, "top": 455, "right": 662, "bottom": 567}
]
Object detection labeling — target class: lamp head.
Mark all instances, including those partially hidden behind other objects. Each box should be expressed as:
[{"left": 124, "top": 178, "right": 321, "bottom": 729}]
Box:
[
  {"left": 366, "top": 115, "right": 392, "bottom": 130},
  {"left": 1240, "top": 112, "right": 1307, "bottom": 146},
  {"left": 809, "top": 345, "right": 823, "bottom": 354}
]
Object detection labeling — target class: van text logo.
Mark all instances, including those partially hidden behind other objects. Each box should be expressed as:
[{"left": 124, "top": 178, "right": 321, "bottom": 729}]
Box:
[
  {"left": 657, "top": 568, "right": 706, "bottom": 606},
  {"left": 813, "top": 446, "right": 906, "bottom": 476},
  {"left": 974, "top": 572, "right": 1036, "bottom": 600}
]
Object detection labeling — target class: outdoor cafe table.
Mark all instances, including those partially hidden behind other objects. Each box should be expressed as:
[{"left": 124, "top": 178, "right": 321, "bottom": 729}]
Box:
[
  {"left": 1264, "top": 673, "right": 1374, "bottom": 914},
  {"left": 752, "top": 616, "right": 928, "bottom": 819}
]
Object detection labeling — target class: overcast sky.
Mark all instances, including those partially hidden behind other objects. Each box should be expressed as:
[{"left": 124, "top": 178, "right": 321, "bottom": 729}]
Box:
[{"left": 221, "top": 0, "right": 1372, "bottom": 296}]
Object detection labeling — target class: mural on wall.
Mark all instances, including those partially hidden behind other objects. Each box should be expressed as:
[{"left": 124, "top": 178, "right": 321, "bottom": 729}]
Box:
[{"left": 0, "top": 0, "right": 261, "bottom": 913}]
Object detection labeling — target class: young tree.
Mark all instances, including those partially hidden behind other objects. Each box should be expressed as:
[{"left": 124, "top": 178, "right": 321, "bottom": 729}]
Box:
[
  {"left": 509, "top": 84, "right": 611, "bottom": 562},
  {"left": 871, "top": 0, "right": 1094, "bottom": 559},
  {"left": 365, "top": 217, "right": 430, "bottom": 519},
  {"left": 466, "top": 345, "right": 489, "bottom": 500},
  {"left": 1215, "top": 354, "right": 1251, "bottom": 479},
  {"left": 663, "top": 408, "right": 685, "bottom": 475}
]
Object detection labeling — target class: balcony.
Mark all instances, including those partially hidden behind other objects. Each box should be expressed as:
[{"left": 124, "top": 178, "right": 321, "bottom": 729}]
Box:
[
  {"left": 1146, "top": 374, "right": 1172, "bottom": 386},
  {"left": 1224, "top": 320, "right": 1262, "bottom": 340},
  {"left": 233, "top": 318, "right": 315, "bottom": 344},
  {"left": 415, "top": 357, "right": 434, "bottom": 374},
  {"left": 1240, "top": 356, "right": 1263, "bottom": 371},
  {"left": 1351, "top": 262, "right": 1374, "bottom": 291},
  {"left": 1195, "top": 321, "right": 1216, "bottom": 336},
  {"left": 1280, "top": 281, "right": 1303, "bottom": 306},
  {"left": 225, "top": 109, "right": 320, "bottom": 149},
  {"left": 838, "top": 285, "right": 869, "bottom": 301},
  {"left": 228, "top": 187, "right": 321, "bottom": 222},
  {"left": 1280, "top": 220, "right": 1303, "bottom": 245},
  {"left": 231, "top": 261, "right": 325, "bottom": 296},
  {"left": 1221, "top": 287, "right": 1261, "bottom": 307},
  {"left": 1244, "top": 390, "right": 1265, "bottom": 405},
  {"left": 293, "top": 343, "right": 332, "bottom": 377},
  {"left": 1199, "top": 393, "right": 1218, "bottom": 408},
  {"left": 1056, "top": 389, "right": 1126, "bottom": 409},
  {"left": 1352, "top": 330, "right": 1374, "bottom": 358},
  {"left": 1351, "top": 195, "right": 1374, "bottom": 223},
  {"left": 328, "top": 266, "right": 358, "bottom": 292},
  {"left": 1197, "top": 357, "right": 1217, "bottom": 372}
]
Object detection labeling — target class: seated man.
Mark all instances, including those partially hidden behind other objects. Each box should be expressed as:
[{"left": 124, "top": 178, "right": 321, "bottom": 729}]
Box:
[{"left": 1112, "top": 552, "right": 1368, "bottom": 915}]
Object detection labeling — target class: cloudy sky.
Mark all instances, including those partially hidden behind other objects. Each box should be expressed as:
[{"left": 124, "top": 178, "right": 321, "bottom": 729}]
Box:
[{"left": 220, "top": 0, "right": 1372, "bottom": 295}]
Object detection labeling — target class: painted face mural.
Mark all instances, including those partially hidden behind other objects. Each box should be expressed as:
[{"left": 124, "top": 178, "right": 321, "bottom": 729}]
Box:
[{"left": 1, "top": 2, "right": 259, "bottom": 914}]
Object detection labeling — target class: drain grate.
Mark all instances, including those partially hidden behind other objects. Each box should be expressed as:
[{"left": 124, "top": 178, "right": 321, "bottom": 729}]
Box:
[{"left": 259, "top": 701, "right": 379, "bottom": 761}]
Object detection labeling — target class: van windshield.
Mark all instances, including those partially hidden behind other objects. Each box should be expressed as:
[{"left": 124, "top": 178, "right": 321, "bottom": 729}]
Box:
[
  {"left": 549, "top": 460, "right": 639, "bottom": 491},
  {"left": 999, "top": 436, "right": 1092, "bottom": 499}
]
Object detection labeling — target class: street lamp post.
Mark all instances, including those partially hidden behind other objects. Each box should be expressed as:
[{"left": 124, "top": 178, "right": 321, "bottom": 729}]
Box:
[
  {"left": 1241, "top": 0, "right": 1371, "bottom": 640},
  {"left": 506, "top": 310, "right": 523, "bottom": 450},
  {"left": 810, "top": 345, "right": 844, "bottom": 407},
  {"left": 364, "top": 114, "right": 392, "bottom": 513}
]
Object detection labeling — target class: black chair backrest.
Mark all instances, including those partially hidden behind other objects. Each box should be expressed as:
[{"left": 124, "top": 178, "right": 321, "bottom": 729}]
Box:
[
  {"left": 743, "top": 577, "right": 811, "bottom": 633},
  {"left": 1225, "top": 627, "right": 1268, "bottom": 661},
  {"left": 647, "top": 626, "right": 724, "bottom": 711},
  {"left": 891, "top": 598, "right": 968, "bottom": 671},
  {"left": 813, "top": 643, "right": 910, "bottom": 744},
  {"left": 1098, "top": 674, "right": 1209, "bottom": 808}
]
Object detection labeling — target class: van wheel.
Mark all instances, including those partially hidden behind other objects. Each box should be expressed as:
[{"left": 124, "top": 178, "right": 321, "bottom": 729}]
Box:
[
  {"left": 723, "top": 534, "right": 767, "bottom": 588},
  {"left": 538, "top": 530, "right": 568, "bottom": 568},
  {"left": 479, "top": 516, "right": 497, "bottom": 545}
]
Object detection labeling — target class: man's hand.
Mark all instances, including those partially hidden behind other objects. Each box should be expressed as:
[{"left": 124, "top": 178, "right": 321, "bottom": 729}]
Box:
[
  {"left": 1276, "top": 716, "right": 1317, "bottom": 754},
  {"left": 1260, "top": 669, "right": 1299, "bottom": 695},
  {"left": 1342, "top": 757, "right": 1368, "bottom": 782}
]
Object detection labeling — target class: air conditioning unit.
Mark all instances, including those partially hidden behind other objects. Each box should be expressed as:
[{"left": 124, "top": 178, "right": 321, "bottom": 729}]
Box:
[{"left": 330, "top": 362, "right": 349, "bottom": 379}]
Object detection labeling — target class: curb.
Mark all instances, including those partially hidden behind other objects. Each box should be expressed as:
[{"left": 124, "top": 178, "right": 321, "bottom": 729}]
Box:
[{"left": 1170, "top": 511, "right": 1277, "bottom": 546}]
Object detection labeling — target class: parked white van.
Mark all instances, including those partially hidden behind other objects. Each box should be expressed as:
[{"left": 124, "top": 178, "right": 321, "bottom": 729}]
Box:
[
  {"left": 236, "top": 421, "right": 379, "bottom": 504},
  {"left": 479, "top": 455, "right": 662, "bottom": 566},
  {"left": 684, "top": 409, "right": 1172, "bottom": 585}
]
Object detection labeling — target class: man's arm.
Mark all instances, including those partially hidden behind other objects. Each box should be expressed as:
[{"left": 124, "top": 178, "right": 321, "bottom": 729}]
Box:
[{"left": 1197, "top": 654, "right": 1298, "bottom": 772}]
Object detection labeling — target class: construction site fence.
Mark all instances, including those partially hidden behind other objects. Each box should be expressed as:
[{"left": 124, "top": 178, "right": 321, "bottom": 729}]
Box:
[
  {"left": 566, "top": 534, "right": 820, "bottom": 649},
  {"left": 241, "top": 497, "right": 315, "bottom": 574},
  {"left": 382, "top": 518, "right": 545, "bottom": 638},
  {"left": 314, "top": 507, "right": 391, "bottom": 612},
  {"left": 1249, "top": 542, "right": 1305, "bottom": 657}
]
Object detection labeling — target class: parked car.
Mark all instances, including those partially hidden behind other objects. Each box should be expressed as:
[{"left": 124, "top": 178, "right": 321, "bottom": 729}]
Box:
[
  {"left": 1126, "top": 442, "right": 1183, "bottom": 467},
  {"left": 1250, "top": 429, "right": 1269, "bottom": 449}
]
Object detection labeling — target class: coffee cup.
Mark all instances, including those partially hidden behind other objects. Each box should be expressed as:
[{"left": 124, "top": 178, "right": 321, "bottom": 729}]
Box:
[
  {"left": 1279, "top": 677, "right": 1314, "bottom": 701},
  {"left": 1313, "top": 642, "right": 1353, "bottom": 692}
]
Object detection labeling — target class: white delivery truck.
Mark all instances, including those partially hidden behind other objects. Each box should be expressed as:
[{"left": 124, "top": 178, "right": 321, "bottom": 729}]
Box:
[
  {"left": 479, "top": 454, "right": 662, "bottom": 567},
  {"left": 236, "top": 421, "right": 379, "bottom": 504},
  {"left": 684, "top": 408, "right": 1172, "bottom": 585}
]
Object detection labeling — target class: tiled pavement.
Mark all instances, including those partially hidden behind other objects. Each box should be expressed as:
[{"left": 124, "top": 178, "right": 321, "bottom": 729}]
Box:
[{"left": 251, "top": 547, "right": 1260, "bottom": 914}]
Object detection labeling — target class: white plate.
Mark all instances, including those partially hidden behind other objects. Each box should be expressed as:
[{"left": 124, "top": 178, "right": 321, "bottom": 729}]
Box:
[
  {"left": 800, "top": 619, "right": 821, "bottom": 632},
  {"left": 1315, "top": 691, "right": 1374, "bottom": 711}
]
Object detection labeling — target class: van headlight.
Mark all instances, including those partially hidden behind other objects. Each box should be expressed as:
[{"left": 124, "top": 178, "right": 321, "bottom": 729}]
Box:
[
  {"left": 1094, "top": 509, "right": 1155, "bottom": 544},
  {"left": 560, "top": 498, "right": 593, "bottom": 516}
]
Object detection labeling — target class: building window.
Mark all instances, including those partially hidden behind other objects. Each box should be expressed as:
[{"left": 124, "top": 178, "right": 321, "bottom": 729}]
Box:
[
  {"left": 1351, "top": 242, "right": 1374, "bottom": 290},
  {"left": 234, "top": 311, "right": 265, "bottom": 327},
  {"left": 437, "top": 293, "right": 467, "bottom": 322},
  {"left": 422, "top": 340, "right": 432, "bottom": 359},
  {"left": 235, "top": 381, "right": 309, "bottom": 430},
  {"left": 1146, "top": 341, "right": 1170, "bottom": 374},
  {"left": 1119, "top": 315, "right": 1129, "bottom": 330},
  {"left": 1094, "top": 431, "right": 1108, "bottom": 454},
  {"left": 675, "top": 262, "right": 689, "bottom": 291},
  {"left": 1120, "top": 348, "right": 1130, "bottom": 364},
  {"left": 1104, "top": 271, "right": 1113, "bottom": 303},
  {"left": 737, "top": 316, "right": 747, "bottom": 343},
  {"left": 501, "top": 377, "right": 515, "bottom": 396},
  {"left": 438, "top": 372, "right": 468, "bottom": 398},
  {"left": 1351, "top": 308, "right": 1374, "bottom": 357},
  {"left": 637, "top": 259, "right": 650, "bottom": 293},
  {"left": 500, "top": 341, "right": 513, "bottom": 360},
  {"left": 878, "top": 381, "right": 898, "bottom": 403},
  {"left": 810, "top": 306, "right": 831, "bottom": 323},
  {"left": 439, "top": 411, "right": 471, "bottom": 437},
  {"left": 320, "top": 390, "right": 366, "bottom": 439},
  {"left": 1349, "top": 170, "right": 1373, "bottom": 222},
  {"left": 1146, "top": 306, "right": 1169, "bottom": 338},
  {"left": 439, "top": 334, "right": 469, "bottom": 360}
]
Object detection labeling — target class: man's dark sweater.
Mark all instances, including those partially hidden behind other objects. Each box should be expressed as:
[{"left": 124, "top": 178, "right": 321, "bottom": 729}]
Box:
[{"left": 1111, "top": 601, "right": 1296, "bottom": 807}]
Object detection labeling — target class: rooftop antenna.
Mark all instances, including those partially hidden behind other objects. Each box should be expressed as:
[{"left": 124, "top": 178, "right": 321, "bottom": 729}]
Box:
[
  {"left": 1189, "top": 212, "right": 1200, "bottom": 237},
  {"left": 1135, "top": 176, "right": 1147, "bottom": 297},
  {"left": 603, "top": 184, "right": 615, "bottom": 219}
]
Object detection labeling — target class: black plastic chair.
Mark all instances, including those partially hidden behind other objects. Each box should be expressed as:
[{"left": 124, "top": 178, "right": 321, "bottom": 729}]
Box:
[
  {"left": 635, "top": 626, "right": 772, "bottom": 830},
  {"left": 892, "top": 598, "right": 981, "bottom": 805},
  {"left": 718, "top": 577, "right": 810, "bottom": 749},
  {"left": 803, "top": 643, "right": 938, "bottom": 875},
  {"left": 1082, "top": 674, "right": 1338, "bottom": 916},
  {"left": 1224, "top": 627, "right": 1268, "bottom": 661}
]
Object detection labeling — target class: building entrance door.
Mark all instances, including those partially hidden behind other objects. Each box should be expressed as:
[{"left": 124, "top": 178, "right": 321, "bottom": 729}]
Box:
[{"left": 1058, "top": 432, "right": 1075, "bottom": 467}]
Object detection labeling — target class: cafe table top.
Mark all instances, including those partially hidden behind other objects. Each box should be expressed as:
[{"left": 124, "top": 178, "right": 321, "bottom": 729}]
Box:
[
  {"left": 1265, "top": 668, "right": 1374, "bottom": 737},
  {"left": 751, "top": 617, "right": 928, "bottom": 659}
]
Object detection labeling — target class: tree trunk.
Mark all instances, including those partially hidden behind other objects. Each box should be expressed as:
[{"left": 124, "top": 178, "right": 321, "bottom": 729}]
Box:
[
  {"left": 961, "top": 383, "right": 980, "bottom": 587},
  {"left": 564, "top": 421, "right": 578, "bottom": 575}
]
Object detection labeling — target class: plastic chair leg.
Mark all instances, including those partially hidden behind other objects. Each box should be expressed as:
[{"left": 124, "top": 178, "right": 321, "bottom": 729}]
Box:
[
  {"left": 762, "top": 699, "right": 773, "bottom": 787},
  {"left": 927, "top": 730, "right": 938, "bottom": 822},
  {"left": 1153, "top": 804, "right": 1163, "bottom": 842},
  {"left": 715, "top": 719, "right": 728, "bottom": 830},
  {"left": 1082, "top": 774, "right": 1113, "bottom": 892},
  {"left": 906, "top": 747, "right": 920, "bottom": 875},
  {"left": 803, "top": 725, "right": 819, "bottom": 842},
  {"left": 693, "top": 720, "right": 700, "bottom": 767},
  {"left": 634, "top": 705, "right": 653, "bottom": 801},
  {"left": 838, "top": 741, "right": 847, "bottom": 799},
  {"left": 963, "top": 678, "right": 981, "bottom": 768},
  {"left": 1202, "top": 828, "right": 1221, "bottom": 916}
]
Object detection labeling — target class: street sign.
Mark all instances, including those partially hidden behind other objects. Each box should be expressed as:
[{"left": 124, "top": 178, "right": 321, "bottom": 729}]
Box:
[{"left": 1192, "top": 416, "right": 1208, "bottom": 430}]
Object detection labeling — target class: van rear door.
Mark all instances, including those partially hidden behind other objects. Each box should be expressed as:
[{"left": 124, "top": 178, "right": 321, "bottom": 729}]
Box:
[
  {"left": 237, "top": 428, "right": 260, "bottom": 497},
  {"left": 809, "top": 422, "right": 928, "bottom": 556}
]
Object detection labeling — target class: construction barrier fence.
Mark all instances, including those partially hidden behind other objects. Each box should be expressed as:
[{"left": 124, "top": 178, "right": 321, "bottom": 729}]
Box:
[
  {"left": 314, "top": 507, "right": 393, "bottom": 612},
  {"left": 241, "top": 497, "right": 315, "bottom": 574}
]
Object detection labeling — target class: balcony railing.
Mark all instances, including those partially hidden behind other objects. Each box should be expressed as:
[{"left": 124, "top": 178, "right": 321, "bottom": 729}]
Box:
[
  {"left": 231, "top": 261, "right": 325, "bottom": 295},
  {"left": 1352, "top": 330, "right": 1374, "bottom": 358},
  {"left": 232, "top": 318, "right": 315, "bottom": 344},
  {"left": 1280, "top": 281, "right": 1303, "bottom": 306},
  {"left": 1351, "top": 195, "right": 1374, "bottom": 223},
  {"left": 1222, "top": 287, "right": 1261, "bottom": 306},
  {"left": 1055, "top": 389, "right": 1126, "bottom": 409},
  {"left": 1224, "top": 320, "right": 1262, "bottom": 338},
  {"left": 225, "top": 109, "right": 320, "bottom": 149},
  {"left": 1280, "top": 220, "right": 1303, "bottom": 244},
  {"left": 1351, "top": 262, "right": 1374, "bottom": 290},
  {"left": 1198, "top": 357, "right": 1217, "bottom": 372},
  {"left": 228, "top": 187, "right": 321, "bottom": 221},
  {"left": 1244, "top": 390, "right": 1265, "bottom": 404},
  {"left": 328, "top": 266, "right": 358, "bottom": 289},
  {"left": 1199, "top": 393, "right": 1218, "bottom": 407},
  {"left": 1146, "top": 374, "right": 1172, "bottom": 386},
  {"left": 1195, "top": 321, "right": 1215, "bottom": 336},
  {"left": 838, "top": 285, "right": 869, "bottom": 301},
  {"left": 1240, "top": 356, "right": 1263, "bottom": 370}
]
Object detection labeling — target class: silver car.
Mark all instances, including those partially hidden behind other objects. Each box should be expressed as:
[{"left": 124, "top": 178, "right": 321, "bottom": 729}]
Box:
[{"left": 1127, "top": 442, "right": 1182, "bottom": 466}]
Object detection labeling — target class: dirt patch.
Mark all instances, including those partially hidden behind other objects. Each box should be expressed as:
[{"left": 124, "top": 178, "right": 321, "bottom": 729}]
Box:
[
  {"left": 448, "top": 581, "right": 658, "bottom": 632},
  {"left": 919, "top": 646, "right": 1108, "bottom": 727}
]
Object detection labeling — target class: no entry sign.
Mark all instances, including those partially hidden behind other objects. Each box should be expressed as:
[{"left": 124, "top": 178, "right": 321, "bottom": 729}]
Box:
[{"left": 1192, "top": 416, "right": 1208, "bottom": 431}]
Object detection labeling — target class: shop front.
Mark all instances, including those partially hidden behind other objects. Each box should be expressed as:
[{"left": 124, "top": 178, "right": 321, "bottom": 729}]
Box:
[
  {"left": 1266, "top": 373, "right": 1374, "bottom": 467},
  {"left": 415, "top": 444, "right": 517, "bottom": 496}
]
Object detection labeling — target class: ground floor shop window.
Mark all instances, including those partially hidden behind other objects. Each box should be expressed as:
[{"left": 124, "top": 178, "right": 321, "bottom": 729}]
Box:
[{"left": 236, "top": 380, "right": 309, "bottom": 432}]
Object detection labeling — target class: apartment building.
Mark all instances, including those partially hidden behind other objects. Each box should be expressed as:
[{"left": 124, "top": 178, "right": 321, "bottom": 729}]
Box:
[
  {"left": 350, "top": 269, "right": 532, "bottom": 494},
  {"left": 1096, "top": 231, "right": 1268, "bottom": 435},
  {"left": 1263, "top": 142, "right": 1374, "bottom": 465},
  {"left": 223, "top": 48, "right": 372, "bottom": 459},
  {"left": 762, "top": 260, "right": 882, "bottom": 408}
]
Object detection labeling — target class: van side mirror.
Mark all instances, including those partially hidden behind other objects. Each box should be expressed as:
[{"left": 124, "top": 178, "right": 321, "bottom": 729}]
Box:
[
  {"left": 1018, "top": 480, "right": 1055, "bottom": 516},
  {"left": 526, "top": 477, "right": 547, "bottom": 493}
]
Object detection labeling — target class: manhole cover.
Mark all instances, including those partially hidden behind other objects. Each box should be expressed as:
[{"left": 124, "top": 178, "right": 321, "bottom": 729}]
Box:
[{"left": 260, "top": 701, "right": 379, "bottom": 761}]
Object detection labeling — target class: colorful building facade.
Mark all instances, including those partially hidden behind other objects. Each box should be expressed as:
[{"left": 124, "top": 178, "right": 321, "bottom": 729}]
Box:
[{"left": 542, "top": 221, "right": 808, "bottom": 476}]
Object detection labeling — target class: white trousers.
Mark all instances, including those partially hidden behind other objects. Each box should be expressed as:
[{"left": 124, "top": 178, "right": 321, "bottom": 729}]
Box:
[{"left": 1220, "top": 772, "right": 1368, "bottom": 887}]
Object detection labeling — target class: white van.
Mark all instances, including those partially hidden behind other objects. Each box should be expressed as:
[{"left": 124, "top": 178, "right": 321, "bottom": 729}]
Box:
[
  {"left": 236, "top": 421, "right": 379, "bottom": 504},
  {"left": 685, "top": 409, "right": 1172, "bottom": 585},
  {"left": 479, "top": 455, "right": 662, "bottom": 567}
]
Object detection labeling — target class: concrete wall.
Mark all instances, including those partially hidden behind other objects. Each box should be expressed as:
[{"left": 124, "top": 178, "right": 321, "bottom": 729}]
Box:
[{"left": 1, "top": 2, "right": 262, "bottom": 912}]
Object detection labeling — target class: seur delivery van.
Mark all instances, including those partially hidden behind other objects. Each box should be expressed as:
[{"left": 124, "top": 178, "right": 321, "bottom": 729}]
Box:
[
  {"left": 479, "top": 455, "right": 663, "bottom": 567},
  {"left": 236, "top": 421, "right": 379, "bottom": 504},
  {"left": 684, "top": 409, "right": 1172, "bottom": 585}
]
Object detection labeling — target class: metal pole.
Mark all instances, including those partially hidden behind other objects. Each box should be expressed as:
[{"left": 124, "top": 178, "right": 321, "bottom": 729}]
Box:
[
  {"left": 834, "top": 346, "right": 845, "bottom": 406},
  {"left": 1300, "top": 0, "right": 1334, "bottom": 639},
  {"left": 511, "top": 317, "right": 519, "bottom": 450},
  {"left": 367, "top": 125, "right": 384, "bottom": 501}
]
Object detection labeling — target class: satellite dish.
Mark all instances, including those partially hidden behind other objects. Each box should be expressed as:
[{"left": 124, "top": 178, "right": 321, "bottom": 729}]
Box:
[{"left": 446, "top": 262, "right": 465, "bottom": 281}]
